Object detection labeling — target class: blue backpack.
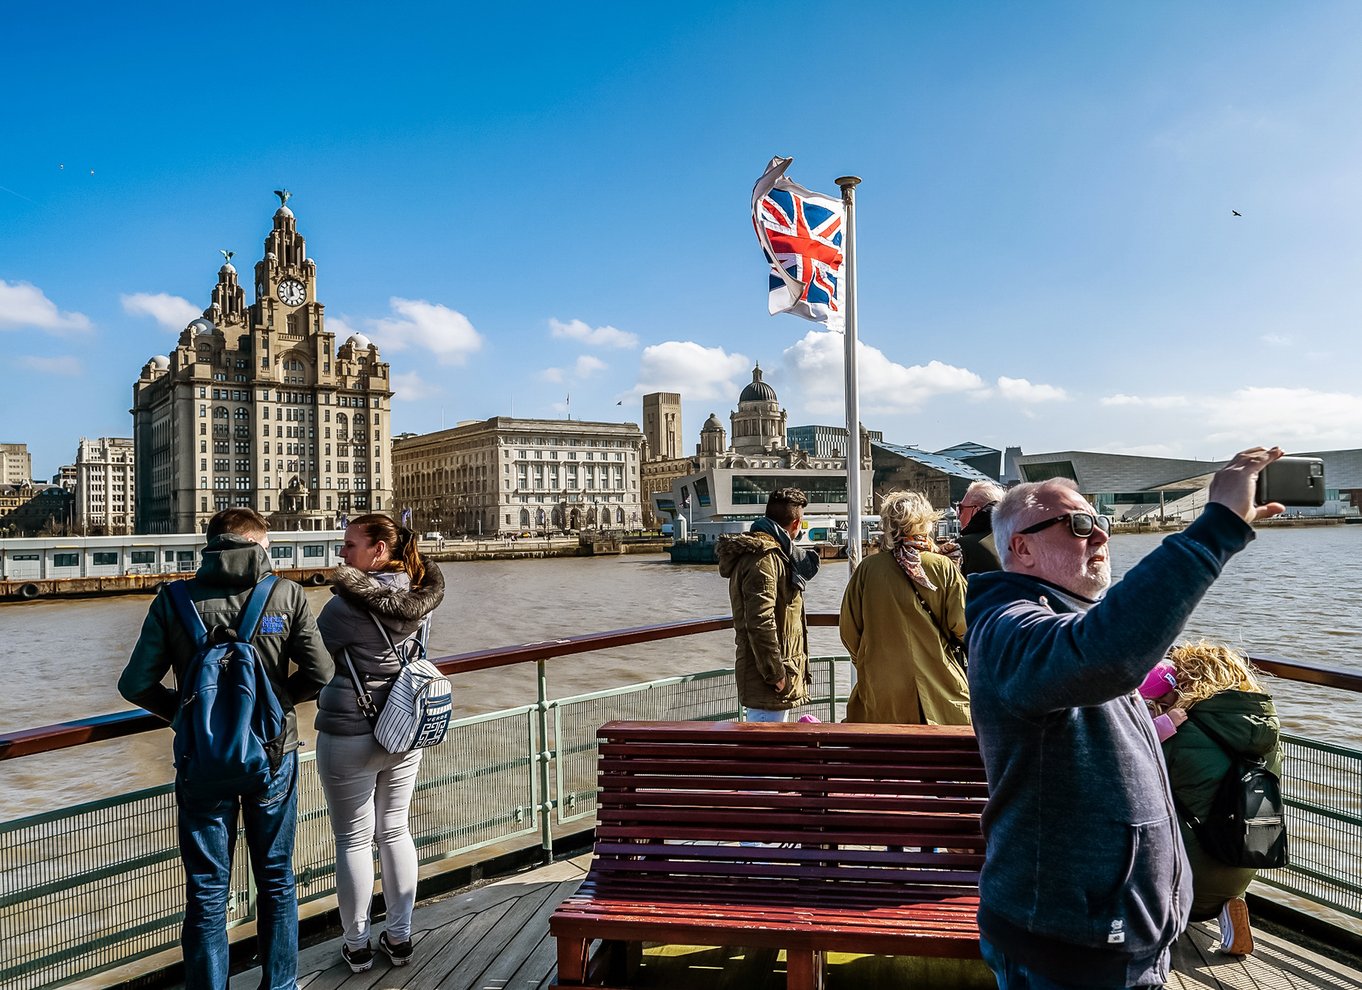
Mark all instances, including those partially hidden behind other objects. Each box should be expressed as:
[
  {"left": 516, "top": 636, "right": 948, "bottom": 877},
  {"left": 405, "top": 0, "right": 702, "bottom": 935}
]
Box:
[{"left": 167, "top": 575, "right": 285, "bottom": 799}]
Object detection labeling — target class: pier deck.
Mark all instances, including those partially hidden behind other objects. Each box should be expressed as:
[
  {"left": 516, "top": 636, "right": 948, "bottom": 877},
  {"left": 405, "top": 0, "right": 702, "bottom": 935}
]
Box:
[{"left": 208, "top": 856, "right": 1362, "bottom": 990}]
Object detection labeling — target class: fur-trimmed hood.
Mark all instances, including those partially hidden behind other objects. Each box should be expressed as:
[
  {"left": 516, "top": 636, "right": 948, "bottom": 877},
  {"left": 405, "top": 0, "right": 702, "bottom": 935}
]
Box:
[{"left": 328, "top": 558, "right": 445, "bottom": 625}]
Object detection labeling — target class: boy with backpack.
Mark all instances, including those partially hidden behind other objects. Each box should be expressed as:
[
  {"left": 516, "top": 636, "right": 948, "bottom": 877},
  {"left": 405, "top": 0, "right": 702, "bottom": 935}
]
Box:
[{"left": 119, "top": 508, "right": 333, "bottom": 990}]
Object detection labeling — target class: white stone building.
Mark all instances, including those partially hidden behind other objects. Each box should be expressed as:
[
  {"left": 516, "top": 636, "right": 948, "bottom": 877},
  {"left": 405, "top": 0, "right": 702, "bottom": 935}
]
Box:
[{"left": 75, "top": 437, "right": 136, "bottom": 535}]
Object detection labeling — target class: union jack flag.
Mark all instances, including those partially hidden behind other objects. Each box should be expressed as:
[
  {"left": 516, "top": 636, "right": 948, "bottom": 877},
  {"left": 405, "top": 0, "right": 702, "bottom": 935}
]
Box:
[{"left": 751, "top": 156, "right": 844, "bottom": 326}]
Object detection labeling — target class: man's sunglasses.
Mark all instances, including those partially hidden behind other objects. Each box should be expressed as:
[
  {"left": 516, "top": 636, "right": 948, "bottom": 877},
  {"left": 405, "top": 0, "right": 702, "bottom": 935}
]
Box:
[{"left": 1019, "top": 512, "right": 1112, "bottom": 538}]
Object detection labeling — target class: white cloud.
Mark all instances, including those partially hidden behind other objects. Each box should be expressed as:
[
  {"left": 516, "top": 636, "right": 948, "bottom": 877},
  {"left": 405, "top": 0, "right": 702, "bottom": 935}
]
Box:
[
  {"left": 1100, "top": 393, "right": 1192, "bottom": 409},
  {"left": 120, "top": 292, "right": 200, "bottom": 330},
  {"left": 370, "top": 298, "right": 483, "bottom": 366},
  {"left": 633, "top": 341, "right": 751, "bottom": 401},
  {"left": 1260, "top": 333, "right": 1292, "bottom": 347},
  {"left": 574, "top": 355, "right": 606, "bottom": 377},
  {"left": 549, "top": 317, "right": 638, "bottom": 349},
  {"left": 1203, "top": 386, "right": 1362, "bottom": 449},
  {"left": 327, "top": 316, "right": 360, "bottom": 339},
  {"left": 996, "top": 376, "right": 1069, "bottom": 403},
  {"left": 0, "top": 280, "right": 92, "bottom": 333},
  {"left": 390, "top": 371, "right": 439, "bottom": 401},
  {"left": 783, "top": 330, "right": 988, "bottom": 414},
  {"left": 18, "top": 355, "right": 82, "bottom": 376},
  {"left": 538, "top": 367, "right": 565, "bottom": 383}
]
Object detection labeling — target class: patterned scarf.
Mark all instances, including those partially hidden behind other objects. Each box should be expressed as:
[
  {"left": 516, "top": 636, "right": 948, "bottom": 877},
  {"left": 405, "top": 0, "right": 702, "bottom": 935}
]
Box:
[{"left": 891, "top": 533, "right": 961, "bottom": 589}]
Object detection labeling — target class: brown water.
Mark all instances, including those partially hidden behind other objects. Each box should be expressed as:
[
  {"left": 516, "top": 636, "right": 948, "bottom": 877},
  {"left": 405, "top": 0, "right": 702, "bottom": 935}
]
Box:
[{"left": 2, "top": 527, "right": 1360, "bottom": 818}]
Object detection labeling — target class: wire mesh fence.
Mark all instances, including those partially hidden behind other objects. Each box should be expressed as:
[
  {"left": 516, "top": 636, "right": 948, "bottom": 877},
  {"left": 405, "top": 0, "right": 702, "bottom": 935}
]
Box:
[{"left": 2, "top": 661, "right": 1360, "bottom": 989}]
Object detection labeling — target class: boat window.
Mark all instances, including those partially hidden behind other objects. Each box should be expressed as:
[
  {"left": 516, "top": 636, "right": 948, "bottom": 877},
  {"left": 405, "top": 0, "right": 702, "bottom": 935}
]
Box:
[
  {"left": 93, "top": 552, "right": 119, "bottom": 565},
  {"left": 54, "top": 554, "right": 79, "bottom": 567}
]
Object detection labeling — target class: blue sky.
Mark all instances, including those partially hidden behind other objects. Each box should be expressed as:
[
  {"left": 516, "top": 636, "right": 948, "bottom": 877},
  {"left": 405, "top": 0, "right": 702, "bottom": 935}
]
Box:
[{"left": 5, "top": 2, "right": 1362, "bottom": 478}]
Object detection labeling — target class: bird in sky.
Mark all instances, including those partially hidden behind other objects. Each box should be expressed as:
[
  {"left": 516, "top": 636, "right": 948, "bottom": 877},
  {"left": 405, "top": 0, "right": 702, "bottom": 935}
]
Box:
[{"left": 1232, "top": 210, "right": 1242, "bottom": 217}]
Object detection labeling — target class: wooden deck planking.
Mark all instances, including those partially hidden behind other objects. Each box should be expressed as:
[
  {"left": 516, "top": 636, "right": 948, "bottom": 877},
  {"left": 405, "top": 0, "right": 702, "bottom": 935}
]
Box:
[{"left": 220, "top": 855, "right": 1362, "bottom": 990}]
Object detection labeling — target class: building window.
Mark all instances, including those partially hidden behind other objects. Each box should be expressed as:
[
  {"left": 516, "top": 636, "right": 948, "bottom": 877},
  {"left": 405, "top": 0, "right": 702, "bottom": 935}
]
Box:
[
  {"left": 54, "top": 553, "right": 79, "bottom": 567},
  {"left": 93, "top": 552, "right": 118, "bottom": 565}
]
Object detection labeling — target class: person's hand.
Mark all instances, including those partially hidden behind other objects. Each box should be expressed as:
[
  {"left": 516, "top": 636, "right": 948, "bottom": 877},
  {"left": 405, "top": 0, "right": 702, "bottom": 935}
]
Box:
[
  {"left": 773, "top": 677, "right": 787, "bottom": 693},
  {"left": 1168, "top": 707, "right": 1188, "bottom": 727},
  {"left": 1207, "top": 446, "right": 1286, "bottom": 523}
]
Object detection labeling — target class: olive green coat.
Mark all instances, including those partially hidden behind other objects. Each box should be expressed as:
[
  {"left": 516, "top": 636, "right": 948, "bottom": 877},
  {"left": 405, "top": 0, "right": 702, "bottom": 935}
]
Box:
[
  {"left": 717, "top": 532, "right": 810, "bottom": 711},
  {"left": 1161, "top": 690, "right": 1282, "bottom": 919},
  {"left": 839, "top": 549, "right": 970, "bottom": 725}
]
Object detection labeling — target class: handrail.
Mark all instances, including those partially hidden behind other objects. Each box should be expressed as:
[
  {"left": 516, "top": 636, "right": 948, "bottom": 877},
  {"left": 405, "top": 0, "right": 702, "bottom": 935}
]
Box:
[{"left": 3, "top": 611, "right": 1360, "bottom": 761}]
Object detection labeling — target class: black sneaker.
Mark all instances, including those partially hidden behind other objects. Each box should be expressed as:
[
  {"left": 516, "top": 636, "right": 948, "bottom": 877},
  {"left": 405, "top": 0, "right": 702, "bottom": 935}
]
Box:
[
  {"left": 380, "top": 930, "right": 413, "bottom": 966},
  {"left": 341, "top": 942, "right": 373, "bottom": 973}
]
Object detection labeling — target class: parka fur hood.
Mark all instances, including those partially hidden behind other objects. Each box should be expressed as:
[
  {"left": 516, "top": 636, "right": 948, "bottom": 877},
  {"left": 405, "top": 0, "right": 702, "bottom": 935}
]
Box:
[
  {"left": 716, "top": 531, "right": 779, "bottom": 576},
  {"left": 328, "top": 559, "right": 446, "bottom": 631}
]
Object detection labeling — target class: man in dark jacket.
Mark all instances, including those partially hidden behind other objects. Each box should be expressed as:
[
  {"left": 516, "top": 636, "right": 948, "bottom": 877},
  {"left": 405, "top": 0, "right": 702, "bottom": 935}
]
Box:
[
  {"left": 956, "top": 480, "right": 1005, "bottom": 576},
  {"left": 965, "top": 447, "right": 1284, "bottom": 989},
  {"left": 119, "top": 508, "right": 332, "bottom": 990},
  {"left": 717, "top": 488, "right": 818, "bottom": 720}
]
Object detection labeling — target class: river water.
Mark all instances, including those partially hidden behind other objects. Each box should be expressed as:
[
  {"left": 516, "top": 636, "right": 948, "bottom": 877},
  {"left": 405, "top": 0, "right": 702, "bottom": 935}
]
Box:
[{"left": 2, "top": 527, "right": 1360, "bottom": 818}]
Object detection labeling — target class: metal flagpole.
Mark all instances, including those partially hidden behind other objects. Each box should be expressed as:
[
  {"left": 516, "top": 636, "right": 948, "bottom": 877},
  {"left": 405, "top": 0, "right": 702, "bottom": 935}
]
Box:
[{"left": 837, "top": 175, "right": 863, "bottom": 574}]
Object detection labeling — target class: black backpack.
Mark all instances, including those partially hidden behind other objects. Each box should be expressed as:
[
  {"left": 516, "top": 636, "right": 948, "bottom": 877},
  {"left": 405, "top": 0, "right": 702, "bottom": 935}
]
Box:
[{"left": 1184, "top": 714, "right": 1289, "bottom": 869}]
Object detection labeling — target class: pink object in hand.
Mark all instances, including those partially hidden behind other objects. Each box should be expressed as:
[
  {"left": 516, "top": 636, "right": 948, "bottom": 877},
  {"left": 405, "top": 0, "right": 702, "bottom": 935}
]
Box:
[{"left": 1138, "top": 659, "right": 1178, "bottom": 701}]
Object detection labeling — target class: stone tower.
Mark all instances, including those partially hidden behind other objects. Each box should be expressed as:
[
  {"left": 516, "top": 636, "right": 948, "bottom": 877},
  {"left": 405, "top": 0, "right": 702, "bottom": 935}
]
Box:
[
  {"left": 642, "top": 392, "right": 683, "bottom": 461},
  {"left": 133, "top": 194, "right": 394, "bottom": 533},
  {"left": 729, "top": 364, "right": 787, "bottom": 454}
]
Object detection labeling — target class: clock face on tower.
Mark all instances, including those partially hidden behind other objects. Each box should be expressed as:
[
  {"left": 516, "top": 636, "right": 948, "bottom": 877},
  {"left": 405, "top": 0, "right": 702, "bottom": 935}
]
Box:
[{"left": 277, "top": 278, "right": 306, "bottom": 306}]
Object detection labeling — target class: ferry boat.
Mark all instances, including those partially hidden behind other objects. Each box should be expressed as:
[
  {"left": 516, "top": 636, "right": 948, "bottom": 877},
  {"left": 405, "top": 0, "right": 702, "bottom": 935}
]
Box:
[
  {"left": 666, "top": 515, "right": 881, "bottom": 564},
  {"left": 0, "top": 531, "right": 341, "bottom": 600},
  {"left": 2, "top": 614, "right": 1359, "bottom": 990}
]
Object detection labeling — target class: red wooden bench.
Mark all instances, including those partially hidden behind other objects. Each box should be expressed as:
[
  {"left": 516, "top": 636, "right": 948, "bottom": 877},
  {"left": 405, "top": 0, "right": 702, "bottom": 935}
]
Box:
[{"left": 549, "top": 720, "right": 986, "bottom": 990}]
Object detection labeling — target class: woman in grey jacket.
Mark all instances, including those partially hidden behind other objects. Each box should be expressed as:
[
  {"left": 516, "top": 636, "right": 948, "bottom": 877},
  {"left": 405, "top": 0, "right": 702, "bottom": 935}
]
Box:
[{"left": 315, "top": 514, "right": 445, "bottom": 972}]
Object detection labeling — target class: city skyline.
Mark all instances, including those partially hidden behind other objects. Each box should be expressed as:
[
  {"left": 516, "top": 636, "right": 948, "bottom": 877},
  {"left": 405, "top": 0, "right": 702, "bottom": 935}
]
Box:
[{"left": 6, "top": 4, "right": 1362, "bottom": 476}]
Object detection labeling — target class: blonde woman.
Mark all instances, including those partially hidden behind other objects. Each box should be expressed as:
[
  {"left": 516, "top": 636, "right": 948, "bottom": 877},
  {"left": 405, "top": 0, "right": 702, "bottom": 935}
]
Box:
[
  {"left": 1160, "top": 641, "right": 1282, "bottom": 957},
  {"left": 839, "top": 491, "right": 970, "bottom": 724}
]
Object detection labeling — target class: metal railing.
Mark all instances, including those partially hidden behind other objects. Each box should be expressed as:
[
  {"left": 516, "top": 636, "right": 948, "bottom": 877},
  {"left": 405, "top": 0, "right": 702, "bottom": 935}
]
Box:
[{"left": 1, "top": 617, "right": 1360, "bottom": 988}]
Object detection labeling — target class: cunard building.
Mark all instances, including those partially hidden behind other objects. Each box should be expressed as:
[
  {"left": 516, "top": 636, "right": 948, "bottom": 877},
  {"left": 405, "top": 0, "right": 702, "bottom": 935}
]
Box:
[{"left": 133, "top": 194, "right": 393, "bottom": 534}]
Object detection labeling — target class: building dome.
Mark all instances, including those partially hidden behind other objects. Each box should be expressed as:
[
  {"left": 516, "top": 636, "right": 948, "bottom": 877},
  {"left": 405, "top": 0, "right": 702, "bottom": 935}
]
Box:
[
  {"left": 150, "top": 354, "right": 170, "bottom": 370},
  {"left": 188, "top": 318, "right": 216, "bottom": 336},
  {"left": 219, "top": 262, "right": 236, "bottom": 275},
  {"left": 346, "top": 332, "right": 372, "bottom": 350},
  {"left": 738, "top": 364, "right": 777, "bottom": 403},
  {"left": 275, "top": 205, "right": 294, "bottom": 219},
  {"left": 702, "top": 413, "right": 723, "bottom": 431}
]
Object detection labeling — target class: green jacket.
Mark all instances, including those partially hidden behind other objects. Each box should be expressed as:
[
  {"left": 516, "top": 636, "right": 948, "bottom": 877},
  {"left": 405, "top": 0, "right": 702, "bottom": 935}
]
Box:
[
  {"left": 840, "top": 549, "right": 970, "bottom": 725},
  {"left": 1161, "top": 690, "right": 1282, "bottom": 919},
  {"left": 717, "top": 531, "right": 810, "bottom": 711},
  {"left": 118, "top": 534, "right": 334, "bottom": 759}
]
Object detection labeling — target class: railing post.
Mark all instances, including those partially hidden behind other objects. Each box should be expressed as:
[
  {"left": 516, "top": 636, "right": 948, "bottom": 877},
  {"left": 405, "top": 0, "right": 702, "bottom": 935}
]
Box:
[
  {"left": 535, "top": 659, "right": 554, "bottom": 863},
  {"left": 828, "top": 657, "right": 839, "bottom": 724}
]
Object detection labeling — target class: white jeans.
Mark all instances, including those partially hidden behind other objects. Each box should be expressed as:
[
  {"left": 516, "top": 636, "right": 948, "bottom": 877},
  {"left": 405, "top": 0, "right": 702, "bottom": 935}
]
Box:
[
  {"left": 744, "top": 707, "right": 791, "bottom": 722},
  {"left": 316, "top": 732, "right": 423, "bottom": 949}
]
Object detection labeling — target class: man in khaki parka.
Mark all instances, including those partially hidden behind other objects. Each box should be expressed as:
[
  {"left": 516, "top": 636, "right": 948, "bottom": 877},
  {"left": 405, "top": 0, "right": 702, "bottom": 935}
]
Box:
[{"left": 716, "top": 488, "right": 819, "bottom": 720}]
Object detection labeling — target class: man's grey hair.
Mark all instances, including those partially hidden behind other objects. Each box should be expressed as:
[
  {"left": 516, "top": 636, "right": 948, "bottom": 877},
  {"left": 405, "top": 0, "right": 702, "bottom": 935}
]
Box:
[
  {"left": 962, "top": 479, "right": 1007, "bottom": 507},
  {"left": 992, "top": 478, "right": 1083, "bottom": 569}
]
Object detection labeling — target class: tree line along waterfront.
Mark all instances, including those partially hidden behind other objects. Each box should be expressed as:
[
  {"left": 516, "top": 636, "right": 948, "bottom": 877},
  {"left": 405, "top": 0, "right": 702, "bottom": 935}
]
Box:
[{"left": 1, "top": 526, "right": 1359, "bottom": 820}]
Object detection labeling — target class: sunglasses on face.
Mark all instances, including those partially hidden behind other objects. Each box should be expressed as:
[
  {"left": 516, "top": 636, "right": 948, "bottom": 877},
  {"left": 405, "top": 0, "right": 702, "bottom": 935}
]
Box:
[{"left": 1019, "top": 511, "right": 1112, "bottom": 538}]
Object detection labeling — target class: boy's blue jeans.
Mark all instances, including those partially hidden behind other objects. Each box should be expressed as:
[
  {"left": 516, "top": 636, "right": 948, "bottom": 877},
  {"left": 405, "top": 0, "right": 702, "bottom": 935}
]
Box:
[{"left": 177, "top": 751, "right": 298, "bottom": 990}]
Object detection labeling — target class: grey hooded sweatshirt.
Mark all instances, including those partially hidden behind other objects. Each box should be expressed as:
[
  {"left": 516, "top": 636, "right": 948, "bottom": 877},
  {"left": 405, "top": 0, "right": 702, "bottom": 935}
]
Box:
[
  {"left": 965, "top": 502, "right": 1254, "bottom": 986},
  {"left": 314, "top": 560, "right": 446, "bottom": 736}
]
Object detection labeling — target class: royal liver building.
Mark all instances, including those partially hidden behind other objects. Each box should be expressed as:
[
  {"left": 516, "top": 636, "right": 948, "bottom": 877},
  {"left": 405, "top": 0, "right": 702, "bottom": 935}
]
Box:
[{"left": 133, "top": 194, "right": 393, "bottom": 534}]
